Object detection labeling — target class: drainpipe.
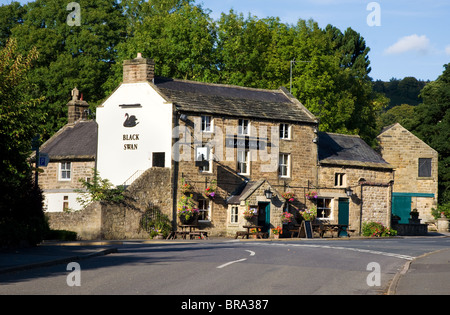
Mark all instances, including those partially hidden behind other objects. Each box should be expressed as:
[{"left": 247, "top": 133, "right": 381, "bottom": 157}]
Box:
[{"left": 359, "top": 179, "right": 365, "bottom": 235}]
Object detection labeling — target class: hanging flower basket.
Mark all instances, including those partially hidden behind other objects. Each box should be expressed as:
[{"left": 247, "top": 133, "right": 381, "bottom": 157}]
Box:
[
  {"left": 243, "top": 207, "right": 257, "bottom": 221},
  {"left": 177, "top": 194, "right": 199, "bottom": 224},
  {"left": 180, "top": 178, "right": 193, "bottom": 195},
  {"left": 281, "top": 212, "right": 294, "bottom": 223},
  {"left": 204, "top": 179, "right": 217, "bottom": 199},
  {"left": 282, "top": 192, "right": 295, "bottom": 202},
  {"left": 300, "top": 207, "right": 317, "bottom": 221},
  {"left": 305, "top": 191, "right": 318, "bottom": 200}
]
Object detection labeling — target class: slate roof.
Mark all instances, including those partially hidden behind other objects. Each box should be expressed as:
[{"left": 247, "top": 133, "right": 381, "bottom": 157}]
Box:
[
  {"left": 39, "top": 120, "right": 97, "bottom": 160},
  {"left": 226, "top": 179, "right": 285, "bottom": 205},
  {"left": 318, "top": 132, "right": 392, "bottom": 169},
  {"left": 154, "top": 77, "right": 316, "bottom": 123}
]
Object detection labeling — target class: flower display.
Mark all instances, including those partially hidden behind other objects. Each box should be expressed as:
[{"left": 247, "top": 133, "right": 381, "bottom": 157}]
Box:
[
  {"left": 282, "top": 192, "right": 295, "bottom": 202},
  {"left": 243, "top": 207, "right": 257, "bottom": 221},
  {"left": 272, "top": 226, "right": 283, "bottom": 235},
  {"left": 281, "top": 212, "right": 294, "bottom": 223},
  {"left": 300, "top": 207, "right": 317, "bottom": 221},
  {"left": 204, "top": 179, "right": 217, "bottom": 198},
  {"left": 177, "top": 194, "right": 199, "bottom": 223},
  {"left": 305, "top": 191, "right": 318, "bottom": 200},
  {"left": 180, "top": 178, "right": 192, "bottom": 194}
]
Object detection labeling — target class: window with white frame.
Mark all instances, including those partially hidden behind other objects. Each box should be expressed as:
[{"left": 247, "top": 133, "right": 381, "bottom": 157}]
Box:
[
  {"left": 196, "top": 146, "right": 212, "bottom": 172},
  {"left": 317, "top": 197, "right": 332, "bottom": 219},
  {"left": 230, "top": 206, "right": 239, "bottom": 223},
  {"left": 198, "top": 199, "right": 211, "bottom": 221},
  {"left": 279, "top": 123, "right": 290, "bottom": 139},
  {"left": 60, "top": 162, "right": 71, "bottom": 181},
  {"left": 238, "top": 119, "right": 250, "bottom": 135},
  {"left": 279, "top": 153, "right": 290, "bottom": 178},
  {"left": 201, "top": 115, "right": 212, "bottom": 132},
  {"left": 237, "top": 149, "right": 249, "bottom": 175}
]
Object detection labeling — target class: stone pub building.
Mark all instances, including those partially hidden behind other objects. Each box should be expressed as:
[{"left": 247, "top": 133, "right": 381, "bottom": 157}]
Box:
[{"left": 41, "top": 54, "right": 438, "bottom": 239}]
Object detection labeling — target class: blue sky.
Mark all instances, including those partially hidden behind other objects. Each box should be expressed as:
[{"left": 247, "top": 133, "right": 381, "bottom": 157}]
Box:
[{"left": 7, "top": 0, "right": 450, "bottom": 81}]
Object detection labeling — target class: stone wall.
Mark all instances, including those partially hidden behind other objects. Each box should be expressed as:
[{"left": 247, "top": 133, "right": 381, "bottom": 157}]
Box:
[
  {"left": 378, "top": 123, "right": 438, "bottom": 223},
  {"left": 39, "top": 160, "right": 96, "bottom": 190},
  {"left": 175, "top": 115, "right": 318, "bottom": 236},
  {"left": 47, "top": 167, "right": 172, "bottom": 240}
]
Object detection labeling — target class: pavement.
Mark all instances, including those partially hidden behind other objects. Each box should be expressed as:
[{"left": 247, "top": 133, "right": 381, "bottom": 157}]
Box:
[{"left": 1, "top": 236, "right": 450, "bottom": 295}]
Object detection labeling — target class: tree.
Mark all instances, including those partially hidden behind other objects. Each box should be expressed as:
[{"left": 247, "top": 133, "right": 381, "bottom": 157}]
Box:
[
  {"left": 409, "top": 64, "right": 450, "bottom": 204},
  {"left": 9, "top": 0, "right": 127, "bottom": 139},
  {"left": 0, "top": 38, "right": 48, "bottom": 247},
  {"left": 104, "top": 0, "right": 217, "bottom": 93}
]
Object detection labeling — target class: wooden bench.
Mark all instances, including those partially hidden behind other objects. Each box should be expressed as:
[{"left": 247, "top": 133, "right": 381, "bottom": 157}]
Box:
[
  {"left": 256, "top": 232, "right": 268, "bottom": 239},
  {"left": 166, "top": 231, "right": 189, "bottom": 240},
  {"left": 190, "top": 230, "right": 209, "bottom": 240},
  {"left": 235, "top": 231, "right": 249, "bottom": 239}
]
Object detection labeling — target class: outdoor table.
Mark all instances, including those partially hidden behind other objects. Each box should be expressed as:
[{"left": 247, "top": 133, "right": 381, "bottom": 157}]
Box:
[
  {"left": 316, "top": 224, "right": 349, "bottom": 238},
  {"left": 179, "top": 225, "right": 209, "bottom": 240},
  {"left": 289, "top": 223, "right": 349, "bottom": 238},
  {"left": 242, "top": 225, "right": 263, "bottom": 239}
]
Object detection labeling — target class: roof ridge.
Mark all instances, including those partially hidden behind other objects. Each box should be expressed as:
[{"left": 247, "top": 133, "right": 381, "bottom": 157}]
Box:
[{"left": 156, "top": 76, "right": 285, "bottom": 94}]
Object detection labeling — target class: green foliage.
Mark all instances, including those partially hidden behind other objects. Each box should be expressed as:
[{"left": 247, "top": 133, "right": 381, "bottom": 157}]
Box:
[
  {"left": 373, "top": 77, "right": 428, "bottom": 110},
  {"left": 431, "top": 203, "right": 450, "bottom": 220},
  {"left": 76, "top": 169, "right": 125, "bottom": 207},
  {"left": 6, "top": 0, "right": 127, "bottom": 139},
  {"left": 140, "top": 207, "right": 172, "bottom": 238},
  {"left": 0, "top": 37, "right": 48, "bottom": 248},
  {"left": 44, "top": 229, "right": 78, "bottom": 241},
  {"left": 362, "top": 222, "right": 397, "bottom": 237},
  {"left": 407, "top": 64, "right": 450, "bottom": 204}
]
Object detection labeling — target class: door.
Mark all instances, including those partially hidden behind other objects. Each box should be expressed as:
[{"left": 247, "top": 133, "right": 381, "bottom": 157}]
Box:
[
  {"left": 338, "top": 198, "right": 349, "bottom": 237},
  {"left": 392, "top": 195, "right": 411, "bottom": 224},
  {"left": 257, "top": 202, "right": 271, "bottom": 233}
]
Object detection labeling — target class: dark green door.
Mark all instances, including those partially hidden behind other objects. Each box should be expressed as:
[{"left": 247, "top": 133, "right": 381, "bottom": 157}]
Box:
[
  {"left": 392, "top": 195, "right": 411, "bottom": 224},
  {"left": 338, "top": 198, "right": 349, "bottom": 237},
  {"left": 258, "top": 202, "right": 271, "bottom": 233}
]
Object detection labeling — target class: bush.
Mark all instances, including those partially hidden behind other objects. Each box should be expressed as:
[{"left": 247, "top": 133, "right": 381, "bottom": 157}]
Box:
[
  {"left": 140, "top": 207, "right": 172, "bottom": 239},
  {"left": 431, "top": 203, "right": 450, "bottom": 219},
  {"left": 362, "top": 222, "right": 397, "bottom": 237},
  {"left": 44, "top": 230, "right": 78, "bottom": 241}
]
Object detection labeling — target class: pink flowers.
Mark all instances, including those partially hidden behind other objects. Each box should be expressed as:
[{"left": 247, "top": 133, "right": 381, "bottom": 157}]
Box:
[{"left": 305, "top": 191, "right": 318, "bottom": 200}]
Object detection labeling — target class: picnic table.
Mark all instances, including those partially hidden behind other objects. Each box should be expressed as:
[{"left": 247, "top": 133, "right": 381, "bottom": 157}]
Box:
[
  {"left": 289, "top": 223, "right": 351, "bottom": 238},
  {"left": 167, "top": 224, "right": 209, "bottom": 240},
  {"left": 235, "top": 225, "right": 265, "bottom": 239}
]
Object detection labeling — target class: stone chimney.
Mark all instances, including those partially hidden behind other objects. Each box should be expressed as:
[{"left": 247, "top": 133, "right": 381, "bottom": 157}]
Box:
[
  {"left": 123, "top": 53, "right": 155, "bottom": 83},
  {"left": 67, "top": 87, "right": 89, "bottom": 124}
]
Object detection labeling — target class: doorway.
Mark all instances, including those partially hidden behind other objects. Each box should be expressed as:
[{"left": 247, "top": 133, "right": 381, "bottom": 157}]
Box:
[
  {"left": 257, "top": 202, "right": 271, "bottom": 233},
  {"left": 338, "top": 198, "right": 349, "bottom": 237}
]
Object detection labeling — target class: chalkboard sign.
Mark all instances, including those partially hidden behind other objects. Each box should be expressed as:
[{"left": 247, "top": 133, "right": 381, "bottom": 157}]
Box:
[{"left": 299, "top": 221, "right": 313, "bottom": 239}]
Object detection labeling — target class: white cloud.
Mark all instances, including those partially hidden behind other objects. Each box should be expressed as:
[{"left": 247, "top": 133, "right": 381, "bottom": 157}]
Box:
[
  {"left": 384, "top": 34, "right": 430, "bottom": 55},
  {"left": 446, "top": 45, "right": 450, "bottom": 56}
]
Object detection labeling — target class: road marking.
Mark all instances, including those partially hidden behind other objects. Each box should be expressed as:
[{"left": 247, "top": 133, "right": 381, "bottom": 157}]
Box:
[
  {"left": 248, "top": 242, "right": 416, "bottom": 261},
  {"left": 217, "top": 258, "right": 247, "bottom": 269},
  {"left": 217, "top": 250, "right": 256, "bottom": 268}
]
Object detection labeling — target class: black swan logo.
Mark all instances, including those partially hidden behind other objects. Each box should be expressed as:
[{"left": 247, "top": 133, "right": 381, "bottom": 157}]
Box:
[{"left": 123, "top": 113, "right": 139, "bottom": 128}]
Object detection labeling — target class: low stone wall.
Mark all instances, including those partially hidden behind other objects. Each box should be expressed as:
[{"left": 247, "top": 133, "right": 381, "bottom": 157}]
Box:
[
  {"left": 47, "top": 202, "right": 103, "bottom": 239},
  {"left": 394, "top": 224, "right": 428, "bottom": 236},
  {"left": 47, "top": 167, "right": 173, "bottom": 240}
]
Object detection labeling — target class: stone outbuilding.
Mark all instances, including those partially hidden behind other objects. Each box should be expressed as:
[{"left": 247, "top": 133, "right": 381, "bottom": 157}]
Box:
[{"left": 377, "top": 123, "right": 438, "bottom": 226}]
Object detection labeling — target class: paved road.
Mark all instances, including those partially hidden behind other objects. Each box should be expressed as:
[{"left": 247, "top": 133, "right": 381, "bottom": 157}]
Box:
[{"left": 2, "top": 237, "right": 449, "bottom": 295}]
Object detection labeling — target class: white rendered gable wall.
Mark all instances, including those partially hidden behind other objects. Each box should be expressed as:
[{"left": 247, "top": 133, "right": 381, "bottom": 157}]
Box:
[{"left": 96, "top": 82, "right": 172, "bottom": 186}]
